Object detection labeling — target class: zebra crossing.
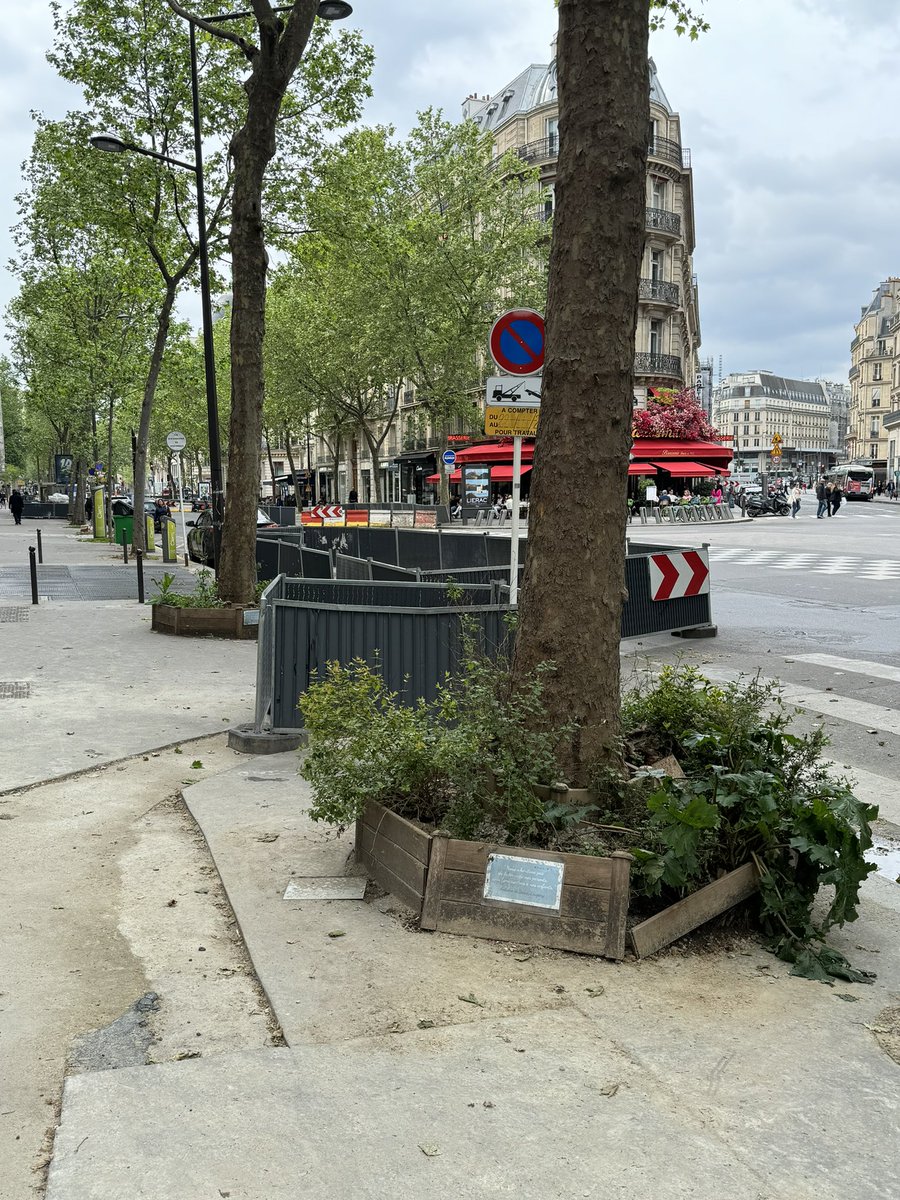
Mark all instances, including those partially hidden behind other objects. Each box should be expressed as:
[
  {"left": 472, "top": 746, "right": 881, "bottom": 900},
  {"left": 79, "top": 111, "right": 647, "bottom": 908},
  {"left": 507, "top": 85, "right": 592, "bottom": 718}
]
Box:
[{"left": 707, "top": 547, "right": 900, "bottom": 580}]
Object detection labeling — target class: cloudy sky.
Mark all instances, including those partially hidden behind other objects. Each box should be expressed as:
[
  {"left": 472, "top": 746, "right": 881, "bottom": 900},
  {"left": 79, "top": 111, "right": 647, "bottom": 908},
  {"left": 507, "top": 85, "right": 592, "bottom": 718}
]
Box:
[{"left": 2, "top": 0, "right": 898, "bottom": 383}]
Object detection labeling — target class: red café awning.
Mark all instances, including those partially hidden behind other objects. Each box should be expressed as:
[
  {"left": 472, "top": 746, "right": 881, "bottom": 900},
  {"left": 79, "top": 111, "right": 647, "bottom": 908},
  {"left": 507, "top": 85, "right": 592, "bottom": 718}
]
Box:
[
  {"left": 628, "top": 462, "right": 657, "bottom": 476},
  {"left": 633, "top": 438, "right": 731, "bottom": 460},
  {"left": 452, "top": 441, "right": 534, "bottom": 463},
  {"left": 652, "top": 460, "right": 719, "bottom": 478},
  {"left": 425, "top": 464, "right": 532, "bottom": 484}
]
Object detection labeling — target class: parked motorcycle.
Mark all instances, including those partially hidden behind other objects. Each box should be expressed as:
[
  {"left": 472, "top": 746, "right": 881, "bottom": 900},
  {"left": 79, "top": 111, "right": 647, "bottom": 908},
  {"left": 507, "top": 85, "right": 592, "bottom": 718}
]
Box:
[{"left": 747, "top": 490, "right": 790, "bottom": 518}]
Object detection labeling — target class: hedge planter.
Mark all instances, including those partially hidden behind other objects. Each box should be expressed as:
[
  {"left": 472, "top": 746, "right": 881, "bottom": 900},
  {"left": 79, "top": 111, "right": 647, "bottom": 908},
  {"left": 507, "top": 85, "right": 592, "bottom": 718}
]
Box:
[
  {"left": 355, "top": 801, "right": 632, "bottom": 960},
  {"left": 151, "top": 603, "right": 259, "bottom": 640},
  {"left": 355, "top": 801, "right": 761, "bottom": 962}
]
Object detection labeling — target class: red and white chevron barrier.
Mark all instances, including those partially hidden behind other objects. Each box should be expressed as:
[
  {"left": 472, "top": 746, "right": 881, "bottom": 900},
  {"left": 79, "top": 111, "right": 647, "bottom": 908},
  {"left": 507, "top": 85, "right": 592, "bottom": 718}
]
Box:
[{"left": 648, "top": 549, "right": 710, "bottom": 601}]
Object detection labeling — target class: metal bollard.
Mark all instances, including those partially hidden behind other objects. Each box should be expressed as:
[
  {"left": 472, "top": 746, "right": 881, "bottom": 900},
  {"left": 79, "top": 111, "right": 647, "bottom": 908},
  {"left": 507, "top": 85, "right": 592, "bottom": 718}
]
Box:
[
  {"left": 136, "top": 549, "right": 145, "bottom": 604},
  {"left": 122, "top": 534, "right": 129, "bottom": 564},
  {"left": 28, "top": 546, "right": 38, "bottom": 605},
  {"left": 36, "top": 528, "right": 43, "bottom": 563}
]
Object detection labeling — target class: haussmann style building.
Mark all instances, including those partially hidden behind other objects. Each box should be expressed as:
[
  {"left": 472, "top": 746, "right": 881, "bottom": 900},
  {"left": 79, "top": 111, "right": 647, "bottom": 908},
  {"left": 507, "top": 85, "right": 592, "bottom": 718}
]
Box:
[{"left": 849, "top": 278, "right": 900, "bottom": 482}]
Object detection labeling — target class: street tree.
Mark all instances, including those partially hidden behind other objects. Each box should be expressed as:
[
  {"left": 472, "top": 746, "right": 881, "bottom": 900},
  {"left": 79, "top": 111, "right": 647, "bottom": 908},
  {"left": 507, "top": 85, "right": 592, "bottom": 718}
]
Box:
[
  {"left": 511, "top": 0, "right": 707, "bottom": 781},
  {"left": 267, "top": 114, "right": 547, "bottom": 502},
  {"left": 0, "top": 358, "right": 28, "bottom": 479},
  {"left": 163, "top": 0, "right": 373, "bottom": 603}
]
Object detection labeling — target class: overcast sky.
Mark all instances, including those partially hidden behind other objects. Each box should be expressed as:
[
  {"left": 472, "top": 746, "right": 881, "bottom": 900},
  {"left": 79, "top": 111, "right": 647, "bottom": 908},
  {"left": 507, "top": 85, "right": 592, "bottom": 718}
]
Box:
[{"left": 2, "top": 0, "right": 898, "bottom": 383}]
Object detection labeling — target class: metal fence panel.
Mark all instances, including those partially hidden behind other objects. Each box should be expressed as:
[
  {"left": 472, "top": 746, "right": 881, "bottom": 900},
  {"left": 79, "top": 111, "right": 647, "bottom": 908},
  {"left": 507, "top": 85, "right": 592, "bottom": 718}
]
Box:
[
  {"left": 272, "top": 601, "right": 511, "bottom": 728},
  {"left": 398, "top": 529, "right": 441, "bottom": 569},
  {"left": 335, "top": 553, "right": 372, "bottom": 581},
  {"left": 370, "top": 561, "right": 419, "bottom": 582},
  {"left": 621, "top": 553, "right": 712, "bottom": 637},
  {"left": 255, "top": 539, "right": 280, "bottom": 581}
]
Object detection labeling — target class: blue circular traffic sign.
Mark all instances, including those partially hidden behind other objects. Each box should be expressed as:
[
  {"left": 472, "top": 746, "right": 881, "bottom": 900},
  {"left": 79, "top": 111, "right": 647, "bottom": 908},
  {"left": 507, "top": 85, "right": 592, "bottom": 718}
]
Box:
[
  {"left": 442, "top": 450, "right": 456, "bottom": 467},
  {"left": 489, "top": 309, "right": 545, "bottom": 375}
]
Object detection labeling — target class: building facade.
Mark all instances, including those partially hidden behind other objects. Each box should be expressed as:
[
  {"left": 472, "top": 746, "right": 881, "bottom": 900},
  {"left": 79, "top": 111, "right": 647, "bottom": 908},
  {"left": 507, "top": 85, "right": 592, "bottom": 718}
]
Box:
[
  {"left": 847, "top": 278, "right": 900, "bottom": 476},
  {"left": 463, "top": 47, "right": 701, "bottom": 407},
  {"left": 712, "top": 372, "right": 844, "bottom": 478}
]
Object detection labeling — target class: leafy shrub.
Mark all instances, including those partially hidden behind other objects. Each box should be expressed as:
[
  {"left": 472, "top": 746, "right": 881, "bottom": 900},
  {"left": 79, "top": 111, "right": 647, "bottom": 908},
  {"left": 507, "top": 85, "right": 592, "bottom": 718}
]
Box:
[
  {"left": 299, "top": 636, "right": 572, "bottom": 843},
  {"left": 616, "top": 665, "right": 877, "bottom": 982},
  {"left": 150, "top": 568, "right": 222, "bottom": 608}
]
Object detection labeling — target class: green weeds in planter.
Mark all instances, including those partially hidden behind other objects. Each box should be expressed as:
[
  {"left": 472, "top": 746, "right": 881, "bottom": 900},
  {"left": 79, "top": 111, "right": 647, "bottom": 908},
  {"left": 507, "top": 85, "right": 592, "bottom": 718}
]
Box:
[
  {"left": 150, "top": 569, "right": 223, "bottom": 608},
  {"left": 614, "top": 665, "right": 877, "bottom": 983}
]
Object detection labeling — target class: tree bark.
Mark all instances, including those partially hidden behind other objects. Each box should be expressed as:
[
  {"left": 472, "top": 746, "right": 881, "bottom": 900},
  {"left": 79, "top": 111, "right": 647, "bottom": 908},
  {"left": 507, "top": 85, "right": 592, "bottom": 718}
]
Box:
[
  {"left": 216, "top": 2, "right": 318, "bottom": 603},
  {"left": 263, "top": 428, "right": 277, "bottom": 500},
  {"left": 284, "top": 429, "right": 302, "bottom": 502},
  {"left": 133, "top": 282, "right": 177, "bottom": 551},
  {"left": 511, "top": 0, "right": 649, "bottom": 782}
]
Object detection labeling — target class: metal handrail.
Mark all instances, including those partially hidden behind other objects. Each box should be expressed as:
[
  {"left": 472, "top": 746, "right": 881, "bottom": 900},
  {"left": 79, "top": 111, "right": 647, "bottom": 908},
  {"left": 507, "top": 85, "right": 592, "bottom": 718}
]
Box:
[{"left": 253, "top": 574, "right": 284, "bottom": 733}]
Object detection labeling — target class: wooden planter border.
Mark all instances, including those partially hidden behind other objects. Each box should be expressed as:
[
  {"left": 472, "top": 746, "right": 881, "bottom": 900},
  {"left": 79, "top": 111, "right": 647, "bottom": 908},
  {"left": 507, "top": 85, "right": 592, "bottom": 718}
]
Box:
[
  {"left": 151, "top": 603, "right": 258, "bottom": 640},
  {"left": 629, "top": 861, "right": 760, "bottom": 959},
  {"left": 355, "top": 801, "right": 432, "bottom": 913},
  {"left": 421, "top": 838, "right": 632, "bottom": 960},
  {"left": 354, "top": 803, "right": 757, "bottom": 961}
]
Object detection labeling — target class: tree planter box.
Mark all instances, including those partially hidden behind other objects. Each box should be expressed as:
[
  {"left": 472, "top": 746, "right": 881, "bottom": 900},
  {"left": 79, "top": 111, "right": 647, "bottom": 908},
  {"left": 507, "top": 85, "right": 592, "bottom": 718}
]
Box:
[
  {"left": 151, "top": 603, "right": 259, "bottom": 640},
  {"left": 355, "top": 803, "right": 760, "bottom": 962},
  {"left": 354, "top": 801, "right": 631, "bottom": 960}
]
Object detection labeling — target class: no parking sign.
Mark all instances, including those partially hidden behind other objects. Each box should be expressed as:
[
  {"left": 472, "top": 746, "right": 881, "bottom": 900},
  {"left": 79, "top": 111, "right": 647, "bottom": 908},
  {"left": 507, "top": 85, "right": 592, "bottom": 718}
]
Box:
[{"left": 489, "top": 309, "right": 545, "bottom": 376}]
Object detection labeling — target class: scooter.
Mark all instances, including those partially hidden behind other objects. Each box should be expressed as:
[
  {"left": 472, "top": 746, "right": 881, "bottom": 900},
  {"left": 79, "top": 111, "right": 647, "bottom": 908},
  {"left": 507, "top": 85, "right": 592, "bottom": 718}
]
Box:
[{"left": 747, "top": 490, "right": 790, "bottom": 518}]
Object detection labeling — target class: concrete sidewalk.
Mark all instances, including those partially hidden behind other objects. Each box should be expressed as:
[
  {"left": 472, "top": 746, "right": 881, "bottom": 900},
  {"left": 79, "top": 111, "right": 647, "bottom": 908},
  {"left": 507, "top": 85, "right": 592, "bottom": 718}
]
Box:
[
  {"left": 45, "top": 754, "right": 900, "bottom": 1200},
  {"left": 0, "top": 520, "right": 254, "bottom": 793}
]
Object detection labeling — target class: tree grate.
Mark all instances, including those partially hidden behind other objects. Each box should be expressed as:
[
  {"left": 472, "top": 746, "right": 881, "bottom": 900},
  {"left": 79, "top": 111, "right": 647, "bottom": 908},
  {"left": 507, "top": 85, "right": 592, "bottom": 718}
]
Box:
[
  {"left": 0, "top": 608, "right": 30, "bottom": 622},
  {"left": 0, "top": 682, "right": 32, "bottom": 699}
]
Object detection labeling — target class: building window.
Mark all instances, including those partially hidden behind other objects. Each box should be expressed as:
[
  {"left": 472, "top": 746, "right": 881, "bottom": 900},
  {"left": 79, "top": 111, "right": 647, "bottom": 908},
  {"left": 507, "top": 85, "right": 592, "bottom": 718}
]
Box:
[
  {"left": 874, "top": 364, "right": 883, "bottom": 381},
  {"left": 649, "top": 318, "right": 663, "bottom": 355},
  {"left": 753, "top": 439, "right": 759, "bottom": 447},
  {"left": 273, "top": 461, "right": 284, "bottom": 477},
  {"left": 650, "top": 248, "right": 664, "bottom": 282},
  {"left": 546, "top": 117, "right": 558, "bottom": 154},
  {"left": 871, "top": 444, "right": 879, "bottom": 458},
  {"left": 872, "top": 389, "right": 881, "bottom": 407},
  {"left": 650, "top": 176, "right": 666, "bottom": 208}
]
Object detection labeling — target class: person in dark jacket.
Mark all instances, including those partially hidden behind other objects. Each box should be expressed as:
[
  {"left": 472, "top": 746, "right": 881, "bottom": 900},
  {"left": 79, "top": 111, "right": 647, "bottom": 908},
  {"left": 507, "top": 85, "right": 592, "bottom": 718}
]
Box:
[
  {"left": 9, "top": 489, "right": 24, "bottom": 525},
  {"left": 830, "top": 484, "right": 842, "bottom": 516},
  {"left": 815, "top": 477, "right": 828, "bottom": 519}
]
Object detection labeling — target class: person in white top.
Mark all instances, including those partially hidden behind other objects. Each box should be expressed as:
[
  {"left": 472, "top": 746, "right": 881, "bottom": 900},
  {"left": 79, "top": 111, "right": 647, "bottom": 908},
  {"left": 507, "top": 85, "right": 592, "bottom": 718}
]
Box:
[{"left": 790, "top": 482, "right": 802, "bottom": 518}]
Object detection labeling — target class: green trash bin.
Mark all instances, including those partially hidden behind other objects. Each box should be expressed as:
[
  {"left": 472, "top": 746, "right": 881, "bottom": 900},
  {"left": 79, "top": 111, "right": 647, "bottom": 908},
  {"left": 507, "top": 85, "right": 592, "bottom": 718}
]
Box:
[{"left": 114, "top": 514, "right": 134, "bottom": 546}]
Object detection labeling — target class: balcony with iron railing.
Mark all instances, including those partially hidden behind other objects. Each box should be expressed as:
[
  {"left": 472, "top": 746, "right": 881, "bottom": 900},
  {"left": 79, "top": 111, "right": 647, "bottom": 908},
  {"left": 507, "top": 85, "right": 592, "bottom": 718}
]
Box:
[
  {"left": 511, "top": 136, "right": 559, "bottom": 165},
  {"left": 638, "top": 278, "right": 680, "bottom": 306},
  {"left": 645, "top": 207, "right": 681, "bottom": 236},
  {"left": 648, "top": 137, "right": 691, "bottom": 169},
  {"left": 634, "top": 352, "right": 682, "bottom": 378}
]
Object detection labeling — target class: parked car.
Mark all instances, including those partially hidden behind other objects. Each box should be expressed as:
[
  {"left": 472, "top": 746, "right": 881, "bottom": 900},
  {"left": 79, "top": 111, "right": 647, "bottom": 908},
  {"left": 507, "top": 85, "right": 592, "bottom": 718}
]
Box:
[
  {"left": 191, "top": 496, "right": 212, "bottom": 512},
  {"left": 187, "top": 508, "right": 279, "bottom": 567},
  {"left": 111, "top": 497, "right": 167, "bottom": 532}
]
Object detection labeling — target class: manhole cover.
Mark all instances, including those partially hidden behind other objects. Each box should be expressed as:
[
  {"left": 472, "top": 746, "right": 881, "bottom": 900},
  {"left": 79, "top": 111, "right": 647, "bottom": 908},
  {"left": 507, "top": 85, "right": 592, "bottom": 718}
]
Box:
[
  {"left": 0, "top": 608, "right": 29, "bottom": 622},
  {"left": 0, "top": 682, "right": 32, "bottom": 699}
]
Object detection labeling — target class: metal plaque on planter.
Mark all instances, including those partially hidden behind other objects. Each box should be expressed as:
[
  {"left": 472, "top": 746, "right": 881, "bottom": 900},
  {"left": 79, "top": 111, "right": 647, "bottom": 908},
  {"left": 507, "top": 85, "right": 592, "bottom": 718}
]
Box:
[
  {"left": 484, "top": 853, "right": 564, "bottom": 910},
  {"left": 421, "top": 839, "right": 631, "bottom": 959}
]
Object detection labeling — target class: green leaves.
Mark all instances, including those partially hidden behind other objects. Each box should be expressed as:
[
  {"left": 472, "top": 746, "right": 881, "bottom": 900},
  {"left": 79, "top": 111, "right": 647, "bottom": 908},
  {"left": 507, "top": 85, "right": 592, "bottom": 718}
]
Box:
[{"left": 622, "top": 666, "right": 878, "bottom": 981}]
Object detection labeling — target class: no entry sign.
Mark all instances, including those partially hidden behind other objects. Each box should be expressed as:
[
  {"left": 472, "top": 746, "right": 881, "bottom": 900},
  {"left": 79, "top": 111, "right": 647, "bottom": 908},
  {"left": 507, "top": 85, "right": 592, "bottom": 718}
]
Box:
[{"left": 489, "top": 309, "right": 545, "bottom": 375}]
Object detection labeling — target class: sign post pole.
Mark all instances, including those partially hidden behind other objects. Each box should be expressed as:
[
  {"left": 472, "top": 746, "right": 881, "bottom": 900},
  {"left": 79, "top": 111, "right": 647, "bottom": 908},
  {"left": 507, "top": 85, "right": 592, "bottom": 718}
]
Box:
[
  {"left": 176, "top": 453, "right": 189, "bottom": 566},
  {"left": 166, "top": 432, "right": 189, "bottom": 566},
  {"left": 509, "top": 436, "right": 522, "bottom": 606}
]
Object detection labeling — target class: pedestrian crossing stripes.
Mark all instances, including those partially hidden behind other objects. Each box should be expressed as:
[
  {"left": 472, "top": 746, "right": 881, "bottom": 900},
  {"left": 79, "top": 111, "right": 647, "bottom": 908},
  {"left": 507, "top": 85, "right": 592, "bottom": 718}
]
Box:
[{"left": 706, "top": 547, "right": 900, "bottom": 579}]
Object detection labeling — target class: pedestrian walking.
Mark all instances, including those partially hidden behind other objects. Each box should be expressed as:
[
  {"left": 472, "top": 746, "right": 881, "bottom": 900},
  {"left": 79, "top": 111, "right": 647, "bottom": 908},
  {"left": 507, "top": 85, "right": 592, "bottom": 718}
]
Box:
[
  {"left": 0, "top": 490, "right": 6, "bottom": 509},
  {"left": 790, "top": 482, "right": 802, "bottom": 518},
  {"left": 815, "top": 477, "right": 828, "bottom": 519},
  {"left": 830, "top": 485, "right": 842, "bottom": 516},
  {"left": 9, "top": 488, "right": 24, "bottom": 525}
]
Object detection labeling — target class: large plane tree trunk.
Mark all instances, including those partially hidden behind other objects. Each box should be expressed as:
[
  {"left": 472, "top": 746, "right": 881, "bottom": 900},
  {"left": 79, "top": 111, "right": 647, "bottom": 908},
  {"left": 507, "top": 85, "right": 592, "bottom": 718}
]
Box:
[
  {"left": 215, "top": 2, "right": 318, "bottom": 604},
  {"left": 511, "top": 0, "right": 649, "bottom": 782}
]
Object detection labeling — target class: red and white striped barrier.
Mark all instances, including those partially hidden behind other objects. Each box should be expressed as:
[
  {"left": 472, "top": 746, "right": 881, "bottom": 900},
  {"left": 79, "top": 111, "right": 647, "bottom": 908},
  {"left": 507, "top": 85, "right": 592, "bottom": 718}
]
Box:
[{"left": 648, "top": 549, "right": 710, "bottom": 601}]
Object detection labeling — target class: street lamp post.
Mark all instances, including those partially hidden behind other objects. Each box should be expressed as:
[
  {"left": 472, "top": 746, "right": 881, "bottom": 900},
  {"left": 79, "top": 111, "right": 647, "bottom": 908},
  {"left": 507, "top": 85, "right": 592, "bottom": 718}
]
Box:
[{"left": 92, "top": 0, "right": 353, "bottom": 551}]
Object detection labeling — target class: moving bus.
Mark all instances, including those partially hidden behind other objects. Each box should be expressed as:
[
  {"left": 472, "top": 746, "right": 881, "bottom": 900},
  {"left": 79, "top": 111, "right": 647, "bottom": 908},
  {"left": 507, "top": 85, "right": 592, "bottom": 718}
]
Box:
[{"left": 826, "top": 463, "right": 876, "bottom": 500}]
